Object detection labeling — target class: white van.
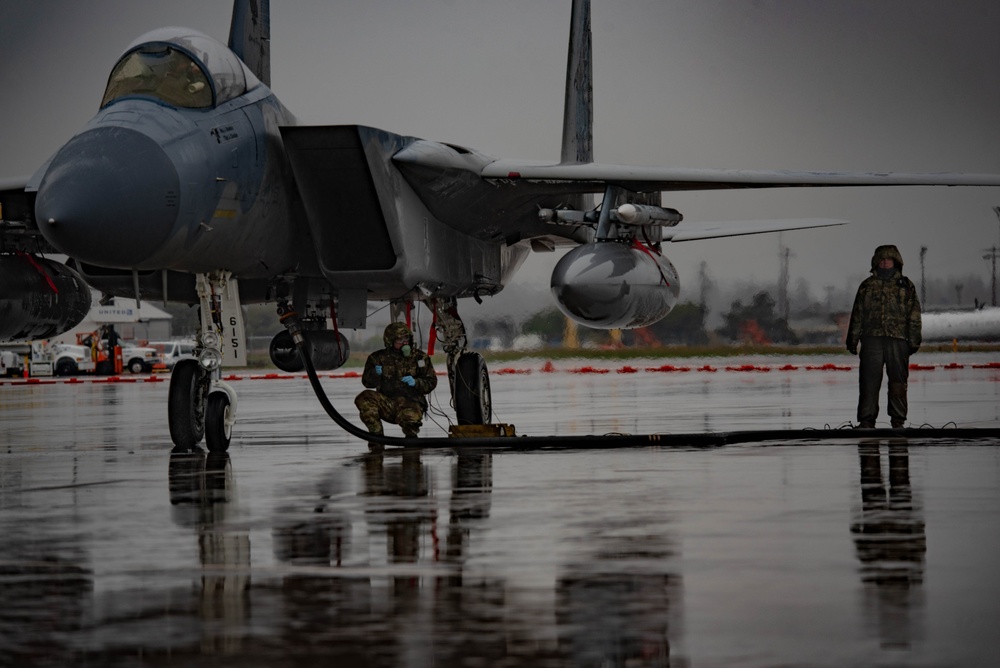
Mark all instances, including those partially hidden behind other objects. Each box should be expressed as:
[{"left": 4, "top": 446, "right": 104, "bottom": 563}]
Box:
[{"left": 149, "top": 341, "right": 197, "bottom": 370}]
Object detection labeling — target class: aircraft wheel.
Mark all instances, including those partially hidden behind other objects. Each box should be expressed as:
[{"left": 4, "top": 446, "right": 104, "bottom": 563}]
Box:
[
  {"left": 169, "top": 359, "right": 207, "bottom": 448},
  {"left": 455, "top": 352, "right": 491, "bottom": 425},
  {"left": 205, "top": 392, "right": 232, "bottom": 453}
]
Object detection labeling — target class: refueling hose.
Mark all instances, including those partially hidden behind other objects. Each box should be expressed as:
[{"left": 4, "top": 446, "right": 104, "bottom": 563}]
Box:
[
  {"left": 278, "top": 299, "right": 1000, "bottom": 450},
  {"left": 278, "top": 297, "right": 690, "bottom": 449},
  {"left": 278, "top": 299, "right": 403, "bottom": 446}
]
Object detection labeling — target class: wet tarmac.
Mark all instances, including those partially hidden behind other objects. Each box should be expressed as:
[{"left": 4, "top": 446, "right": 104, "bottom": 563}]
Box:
[{"left": 2, "top": 352, "right": 999, "bottom": 666}]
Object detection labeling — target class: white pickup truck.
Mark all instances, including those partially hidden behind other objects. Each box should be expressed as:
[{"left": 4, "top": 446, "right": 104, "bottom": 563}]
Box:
[{"left": 122, "top": 344, "right": 160, "bottom": 373}]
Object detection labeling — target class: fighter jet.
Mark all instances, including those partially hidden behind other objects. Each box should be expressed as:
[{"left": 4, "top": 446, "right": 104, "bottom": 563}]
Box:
[{"left": 2, "top": 0, "right": 999, "bottom": 451}]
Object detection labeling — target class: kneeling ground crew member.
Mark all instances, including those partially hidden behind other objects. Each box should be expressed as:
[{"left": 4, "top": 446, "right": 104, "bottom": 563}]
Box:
[
  {"left": 355, "top": 322, "right": 437, "bottom": 446},
  {"left": 846, "top": 244, "right": 922, "bottom": 428}
]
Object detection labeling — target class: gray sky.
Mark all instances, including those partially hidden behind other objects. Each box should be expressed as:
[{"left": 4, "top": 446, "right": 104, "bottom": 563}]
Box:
[{"left": 3, "top": 0, "right": 1000, "bottom": 315}]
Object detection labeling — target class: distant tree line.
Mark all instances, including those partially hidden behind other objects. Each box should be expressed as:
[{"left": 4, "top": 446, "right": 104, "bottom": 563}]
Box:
[
  {"left": 518, "top": 296, "right": 793, "bottom": 347},
  {"left": 162, "top": 268, "right": 995, "bottom": 351}
]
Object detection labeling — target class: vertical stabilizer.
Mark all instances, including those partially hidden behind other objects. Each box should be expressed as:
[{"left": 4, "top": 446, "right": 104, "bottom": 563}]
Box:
[
  {"left": 229, "top": 0, "right": 270, "bottom": 87},
  {"left": 561, "top": 0, "right": 593, "bottom": 164}
]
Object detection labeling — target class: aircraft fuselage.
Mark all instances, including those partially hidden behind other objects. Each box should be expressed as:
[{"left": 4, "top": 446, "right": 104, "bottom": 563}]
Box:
[
  {"left": 34, "top": 86, "right": 301, "bottom": 278},
  {"left": 27, "top": 26, "right": 527, "bottom": 313}
]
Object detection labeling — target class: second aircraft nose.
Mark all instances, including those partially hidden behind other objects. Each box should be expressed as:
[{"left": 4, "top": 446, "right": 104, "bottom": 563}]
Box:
[{"left": 35, "top": 126, "right": 179, "bottom": 269}]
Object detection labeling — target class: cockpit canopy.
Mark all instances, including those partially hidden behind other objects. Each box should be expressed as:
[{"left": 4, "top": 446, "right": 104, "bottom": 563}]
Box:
[{"left": 101, "top": 27, "right": 259, "bottom": 109}]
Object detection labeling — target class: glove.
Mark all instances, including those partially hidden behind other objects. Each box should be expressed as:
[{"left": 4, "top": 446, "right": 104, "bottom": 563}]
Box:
[
  {"left": 401, "top": 375, "right": 416, "bottom": 387},
  {"left": 375, "top": 365, "right": 382, "bottom": 375},
  {"left": 847, "top": 344, "right": 857, "bottom": 355}
]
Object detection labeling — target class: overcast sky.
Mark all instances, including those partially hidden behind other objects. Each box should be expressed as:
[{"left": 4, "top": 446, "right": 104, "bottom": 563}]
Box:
[{"left": 2, "top": 0, "right": 999, "bottom": 316}]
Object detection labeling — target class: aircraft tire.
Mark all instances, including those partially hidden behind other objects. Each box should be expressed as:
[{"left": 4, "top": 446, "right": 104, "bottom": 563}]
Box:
[
  {"left": 168, "top": 359, "right": 206, "bottom": 448},
  {"left": 455, "top": 352, "right": 491, "bottom": 425},
  {"left": 205, "top": 392, "right": 232, "bottom": 453}
]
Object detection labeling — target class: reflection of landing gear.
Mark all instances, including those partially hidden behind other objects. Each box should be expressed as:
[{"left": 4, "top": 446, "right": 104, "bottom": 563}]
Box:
[
  {"left": 167, "top": 272, "right": 242, "bottom": 452},
  {"left": 431, "top": 298, "right": 492, "bottom": 426}
]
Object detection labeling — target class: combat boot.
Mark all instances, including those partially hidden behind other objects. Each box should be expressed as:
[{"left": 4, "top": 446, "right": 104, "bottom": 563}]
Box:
[{"left": 365, "top": 423, "right": 384, "bottom": 452}]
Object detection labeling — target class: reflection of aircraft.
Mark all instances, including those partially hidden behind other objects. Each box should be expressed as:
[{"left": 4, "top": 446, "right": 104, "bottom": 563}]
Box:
[
  {"left": 167, "top": 450, "right": 251, "bottom": 651},
  {"left": 558, "top": 573, "right": 679, "bottom": 665},
  {"left": 3, "top": 0, "right": 1000, "bottom": 451},
  {"left": 556, "top": 516, "right": 680, "bottom": 663}
]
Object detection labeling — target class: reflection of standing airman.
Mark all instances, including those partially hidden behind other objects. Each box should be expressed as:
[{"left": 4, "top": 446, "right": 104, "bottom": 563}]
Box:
[
  {"left": 851, "top": 442, "right": 926, "bottom": 648},
  {"left": 846, "top": 245, "right": 922, "bottom": 428},
  {"left": 355, "top": 323, "right": 437, "bottom": 448}
]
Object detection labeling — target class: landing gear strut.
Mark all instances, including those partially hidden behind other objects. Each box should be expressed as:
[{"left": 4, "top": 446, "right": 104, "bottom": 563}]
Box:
[
  {"left": 167, "top": 272, "right": 240, "bottom": 452},
  {"left": 431, "top": 298, "right": 492, "bottom": 425}
]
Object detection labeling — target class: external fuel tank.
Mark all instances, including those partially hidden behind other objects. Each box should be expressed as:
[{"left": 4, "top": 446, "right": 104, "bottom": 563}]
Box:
[{"left": 550, "top": 241, "right": 680, "bottom": 329}]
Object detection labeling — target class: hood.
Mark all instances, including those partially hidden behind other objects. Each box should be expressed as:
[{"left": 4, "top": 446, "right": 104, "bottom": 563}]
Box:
[
  {"left": 383, "top": 322, "right": 413, "bottom": 348},
  {"left": 870, "top": 244, "right": 904, "bottom": 272}
]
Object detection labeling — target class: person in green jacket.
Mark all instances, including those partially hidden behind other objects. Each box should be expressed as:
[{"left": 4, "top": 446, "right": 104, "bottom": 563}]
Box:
[
  {"left": 355, "top": 322, "right": 437, "bottom": 447},
  {"left": 846, "top": 245, "right": 922, "bottom": 428}
]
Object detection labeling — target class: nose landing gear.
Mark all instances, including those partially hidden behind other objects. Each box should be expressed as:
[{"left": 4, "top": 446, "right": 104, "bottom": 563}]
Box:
[
  {"left": 167, "top": 272, "right": 241, "bottom": 452},
  {"left": 168, "top": 358, "right": 207, "bottom": 448}
]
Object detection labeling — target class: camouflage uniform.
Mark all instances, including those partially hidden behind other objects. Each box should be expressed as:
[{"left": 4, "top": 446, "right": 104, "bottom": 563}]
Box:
[
  {"left": 355, "top": 322, "right": 437, "bottom": 439},
  {"left": 846, "top": 245, "right": 922, "bottom": 428}
]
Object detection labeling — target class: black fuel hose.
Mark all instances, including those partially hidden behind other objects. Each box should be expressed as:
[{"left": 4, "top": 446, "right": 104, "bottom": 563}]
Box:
[
  {"left": 279, "top": 300, "right": 406, "bottom": 447},
  {"left": 278, "top": 299, "right": 682, "bottom": 449}
]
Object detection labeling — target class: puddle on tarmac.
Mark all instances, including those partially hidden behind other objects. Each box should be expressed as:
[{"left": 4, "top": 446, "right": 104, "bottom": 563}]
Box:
[{"left": 2, "top": 352, "right": 999, "bottom": 666}]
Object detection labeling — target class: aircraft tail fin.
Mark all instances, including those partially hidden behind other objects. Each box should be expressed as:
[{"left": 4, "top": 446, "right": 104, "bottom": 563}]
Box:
[
  {"left": 229, "top": 0, "right": 270, "bottom": 87},
  {"left": 560, "top": 0, "right": 593, "bottom": 165}
]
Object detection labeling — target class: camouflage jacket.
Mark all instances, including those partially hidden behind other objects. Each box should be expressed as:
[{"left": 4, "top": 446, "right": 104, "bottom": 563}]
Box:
[
  {"left": 847, "top": 272, "right": 922, "bottom": 349},
  {"left": 361, "top": 346, "right": 437, "bottom": 410}
]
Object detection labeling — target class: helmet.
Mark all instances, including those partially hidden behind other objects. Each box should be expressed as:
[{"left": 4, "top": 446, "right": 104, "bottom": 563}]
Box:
[{"left": 383, "top": 322, "right": 413, "bottom": 348}]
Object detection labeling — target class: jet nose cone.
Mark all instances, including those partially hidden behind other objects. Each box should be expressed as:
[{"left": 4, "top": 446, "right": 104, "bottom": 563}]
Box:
[{"left": 35, "top": 127, "right": 179, "bottom": 268}]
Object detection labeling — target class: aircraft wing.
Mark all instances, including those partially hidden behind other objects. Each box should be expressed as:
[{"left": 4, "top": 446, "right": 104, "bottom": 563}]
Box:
[
  {"left": 394, "top": 139, "right": 1000, "bottom": 246},
  {"left": 479, "top": 160, "right": 1000, "bottom": 191}
]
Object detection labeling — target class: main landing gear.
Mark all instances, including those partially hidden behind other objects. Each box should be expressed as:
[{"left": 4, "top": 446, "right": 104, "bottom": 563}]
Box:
[
  {"left": 168, "top": 272, "right": 240, "bottom": 453},
  {"left": 429, "top": 298, "right": 492, "bottom": 426}
]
